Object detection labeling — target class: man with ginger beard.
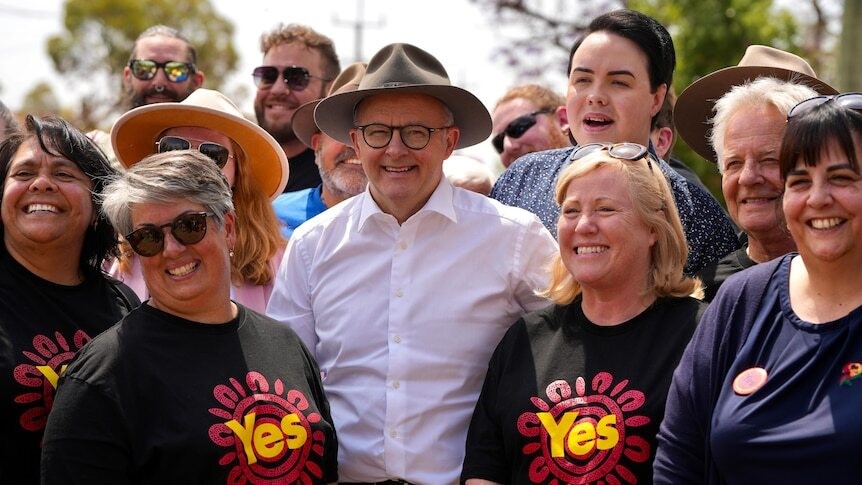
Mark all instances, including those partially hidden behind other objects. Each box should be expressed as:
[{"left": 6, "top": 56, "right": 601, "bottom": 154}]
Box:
[
  {"left": 273, "top": 63, "right": 369, "bottom": 236},
  {"left": 123, "top": 25, "right": 204, "bottom": 109},
  {"left": 254, "top": 23, "right": 340, "bottom": 193},
  {"left": 490, "top": 9, "right": 739, "bottom": 274}
]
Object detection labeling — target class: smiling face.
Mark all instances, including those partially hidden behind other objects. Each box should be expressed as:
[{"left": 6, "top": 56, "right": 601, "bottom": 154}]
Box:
[
  {"left": 566, "top": 31, "right": 665, "bottom": 147},
  {"left": 720, "top": 103, "right": 788, "bottom": 243},
  {"left": 492, "top": 98, "right": 568, "bottom": 167},
  {"left": 349, "top": 92, "right": 459, "bottom": 223},
  {"left": 557, "top": 164, "right": 656, "bottom": 293},
  {"left": 132, "top": 200, "right": 235, "bottom": 319},
  {"left": 2, "top": 139, "right": 94, "bottom": 259},
  {"left": 123, "top": 35, "right": 202, "bottom": 108},
  {"left": 253, "top": 42, "right": 329, "bottom": 146},
  {"left": 783, "top": 135, "right": 862, "bottom": 265},
  {"left": 311, "top": 131, "right": 366, "bottom": 205}
]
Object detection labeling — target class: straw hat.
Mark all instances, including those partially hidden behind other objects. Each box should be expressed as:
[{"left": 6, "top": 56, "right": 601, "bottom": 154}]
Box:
[
  {"left": 675, "top": 45, "right": 837, "bottom": 162},
  {"left": 111, "top": 89, "right": 289, "bottom": 200},
  {"left": 292, "top": 62, "right": 367, "bottom": 148},
  {"left": 314, "top": 43, "right": 492, "bottom": 149}
]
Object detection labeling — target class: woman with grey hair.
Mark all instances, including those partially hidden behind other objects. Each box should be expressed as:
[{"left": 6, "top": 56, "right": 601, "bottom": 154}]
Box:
[{"left": 41, "top": 150, "right": 338, "bottom": 484}]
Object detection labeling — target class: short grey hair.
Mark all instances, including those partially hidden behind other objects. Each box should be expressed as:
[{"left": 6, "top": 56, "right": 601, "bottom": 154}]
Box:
[
  {"left": 710, "top": 77, "right": 818, "bottom": 173},
  {"left": 101, "top": 150, "right": 234, "bottom": 236}
]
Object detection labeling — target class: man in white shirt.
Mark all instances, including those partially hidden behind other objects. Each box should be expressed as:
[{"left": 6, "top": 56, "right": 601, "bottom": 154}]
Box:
[{"left": 266, "top": 43, "right": 557, "bottom": 484}]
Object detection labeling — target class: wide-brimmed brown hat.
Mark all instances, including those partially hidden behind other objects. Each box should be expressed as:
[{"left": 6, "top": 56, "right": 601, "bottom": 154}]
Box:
[
  {"left": 293, "top": 62, "right": 367, "bottom": 148},
  {"left": 675, "top": 45, "right": 837, "bottom": 162},
  {"left": 111, "top": 88, "right": 289, "bottom": 200},
  {"left": 314, "top": 43, "right": 492, "bottom": 149}
]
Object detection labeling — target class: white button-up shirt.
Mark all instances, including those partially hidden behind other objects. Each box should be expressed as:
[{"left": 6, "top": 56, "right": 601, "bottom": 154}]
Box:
[{"left": 267, "top": 179, "right": 557, "bottom": 484}]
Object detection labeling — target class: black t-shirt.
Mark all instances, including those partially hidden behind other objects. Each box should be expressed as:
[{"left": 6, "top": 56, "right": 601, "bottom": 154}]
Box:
[
  {"left": 0, "top": 250, "right": 135, "bottom": 484},
  {"left": 462, "top": 296, "right": 705, "bottom": 484},
  {"left": 697, "top": 245, "right": 756, "bottom": 302},
  {"left": 41, "top": 303, "right": 338, "bottom": 484},
  {"left": 284, "top": 148, "right": 321, "bottom": 193}
]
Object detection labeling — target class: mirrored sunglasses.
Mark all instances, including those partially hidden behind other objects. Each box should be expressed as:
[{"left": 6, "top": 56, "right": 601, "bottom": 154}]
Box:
[
  {"left": 787, "top": 92, "right": 862, "bottom": 120},
  {"left": 129, "top": 59, "right": 195, "bottom": 83},
  {"left": 155, "top": 136, "right": 232, "bottom": 168},
  {"left": 492, "top": 109, "right": 554, "bottom": 153},
  {"left": 570, "top": 142, "right": 655, "bottom": 171},
  {"left": 125, "top": 212, "right": 213, "bottom": 257},
  {"left": 252, "top": 65, "right": 329, "bottom": 91}
]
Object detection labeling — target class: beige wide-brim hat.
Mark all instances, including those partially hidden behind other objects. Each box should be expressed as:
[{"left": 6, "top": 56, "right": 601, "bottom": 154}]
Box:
[
  {"left": 314, "top": 43, "right": 492, "bottom": 149},
  {"left": 675, "top": 45, "right": 838, "bottom": 162},
  {"left": 293, "top": 62, "right": 368, "bottom": 148},
  {"left": 111, "top": 88, "right": 289, "bottom": 200}
]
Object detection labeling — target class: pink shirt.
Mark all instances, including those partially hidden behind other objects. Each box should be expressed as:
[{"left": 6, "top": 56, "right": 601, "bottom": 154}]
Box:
[{"left": 108, "top": 247, "right": 284, "bottom": 314}]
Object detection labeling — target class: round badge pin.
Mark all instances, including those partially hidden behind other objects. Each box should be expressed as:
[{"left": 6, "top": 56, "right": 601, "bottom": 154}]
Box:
[{"left": 733, "top": 367, "right": 768, "bottom": 395}]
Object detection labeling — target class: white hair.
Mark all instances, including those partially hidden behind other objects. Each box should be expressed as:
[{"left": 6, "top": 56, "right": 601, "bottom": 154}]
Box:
[{"left": 710, "top": 76, "right": 818, "bottom": 173}]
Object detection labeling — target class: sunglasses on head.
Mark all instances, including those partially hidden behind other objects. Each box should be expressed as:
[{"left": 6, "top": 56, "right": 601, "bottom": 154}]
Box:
[
  {"left": 492, "top": 109, "right": 554, "bottom": 153},
  {"left": 252, "top": 65, "right": 329, "bottom": 91},
  {"left": 125, "top": 212, "right": 213, "bottom": 257},
  {"left": 570, "top": 142, "right": 655, "bottom": 171},
  {"left": 787, "top": 92, "right": 862, "bottom": 120},
  {"left": 129, "top": 59, "right": 195, "bottom": 83},
  {"left": 155, "top": 136, "right": 232, "bottom": 168}
]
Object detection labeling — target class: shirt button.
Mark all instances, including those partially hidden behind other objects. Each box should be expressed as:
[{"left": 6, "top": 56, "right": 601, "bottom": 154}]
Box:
[
  {"left": 399, "top": 241, "right": 408, "bottom": 250},
  {"left": 394, "top": 289, "right": 403, "bottom": 298},
  {"left": 393, "top": 381, "right": 401, "bottom": 389},
  {"left": 390, "top": 430, "right": 398, "bottom": 438},
  {"left": 393, "top": 335, "right": 402, "bottom": 343}
]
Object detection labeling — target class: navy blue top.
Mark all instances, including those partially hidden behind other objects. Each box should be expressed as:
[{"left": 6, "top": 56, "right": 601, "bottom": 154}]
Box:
[
  {"left": 490, "top": 146, "right": 740, "bottom": 274},
  {"left": 655, "top": 254, "right": 862, "bottom": 484}
]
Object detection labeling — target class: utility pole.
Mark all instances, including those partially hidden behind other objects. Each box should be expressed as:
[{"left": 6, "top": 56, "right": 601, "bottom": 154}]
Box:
[{"left": 334, "top": 0, "right": 385, "bottom": 63}]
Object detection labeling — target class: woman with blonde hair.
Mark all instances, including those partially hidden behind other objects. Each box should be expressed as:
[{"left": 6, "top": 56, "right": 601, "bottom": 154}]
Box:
[
  {"left": 463, "top": 143, "right": 705, "bottom": 485},
  {"left": 109, "top": 89, "right": 287, "bottom": 312}
]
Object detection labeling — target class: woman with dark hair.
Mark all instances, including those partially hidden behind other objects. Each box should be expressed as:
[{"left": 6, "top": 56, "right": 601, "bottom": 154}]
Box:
[
  {"left": 0, "top": 115, "right": 138, "bottom": 484},
  {"left": 655, "top": 93, "right": 862, "bottom": 483},
  {"left": 463, "top": 143, "right": 705, "bottom": 484},
  {"left": 41, "top": 150, "right": 337, "bottom": 484}
]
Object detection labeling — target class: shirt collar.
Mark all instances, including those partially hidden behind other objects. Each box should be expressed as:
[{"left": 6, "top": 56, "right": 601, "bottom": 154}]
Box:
[{"left": 357, "top": 176, "right": 458, "bottom": 231}]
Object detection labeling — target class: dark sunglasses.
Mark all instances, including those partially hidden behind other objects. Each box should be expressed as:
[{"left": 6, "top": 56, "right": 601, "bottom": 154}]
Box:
[
  {"left": 492, "top": 109, "right": 554, "bottom": 153},
  {"left": 252, "top": 65, "right": 330, "bottom": 91},
  {"left": 125, "top": 212, "right": 213, "bottom": 257},
  {"left": 787, "top": 92, "right": 862, "bottom": 120},
  {"left": 570, "top": 142, "right": 655, "bottom": 171},
  {"left": 129, "top": 59, "right": 195, "bottom": 83},
  {"left": 155, "top": 136, "right": 232, "bottom": 168}
]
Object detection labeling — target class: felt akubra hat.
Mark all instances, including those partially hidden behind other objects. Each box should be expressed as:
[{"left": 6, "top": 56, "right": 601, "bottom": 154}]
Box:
[
  {"left": 112, "top": 88, "right": 289, "bottom": 200},
  {"left": 314, "top": 43, "right": 492, "bottom": 149},
  {"left": 675, "top": 45, "right": 837, "bottom": 162},
  {"left": 292, "top": 62, "right": 367, "bottom": 148}
]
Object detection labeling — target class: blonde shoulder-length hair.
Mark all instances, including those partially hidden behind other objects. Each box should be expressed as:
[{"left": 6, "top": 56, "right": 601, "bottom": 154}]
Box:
[
  {"left": 229, "top": 143, "right": 286, "bottom": 286},
  {"left": 538, "top": 151, "right": 701, "bottom": 304}
]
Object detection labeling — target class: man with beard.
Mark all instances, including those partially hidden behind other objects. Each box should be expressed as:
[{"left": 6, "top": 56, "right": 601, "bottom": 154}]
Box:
[
  {"left": 123, "top": 25, "right": 204, "bottom": 109},
  {"left": 272, "top": 63, "right": 367, "bottom": 236},
  {"left": 491, "top": 84, "right": 570, "bottom": 168},
  {"left": 254, "top": 24, "right": 340, "bottom": 193}
]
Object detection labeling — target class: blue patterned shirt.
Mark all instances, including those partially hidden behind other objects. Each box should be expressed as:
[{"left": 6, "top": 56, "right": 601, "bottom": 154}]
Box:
[{"left": 491, "top": 147, "right": 740, "bottom": 274}]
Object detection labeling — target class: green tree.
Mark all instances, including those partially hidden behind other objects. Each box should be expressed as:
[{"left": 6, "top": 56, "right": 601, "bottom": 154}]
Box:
[
  {"left": 837, "top": 0, "right": 862, "bottom": 91},
  {"left": 46, "top": 0, "right": 238, "bottom": 130},
  {"left": 21, "top": 82, "right": 61, "bottom": 117},
  {"left": 470, "top": 0, "right": 833, "bottom": 202}
]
